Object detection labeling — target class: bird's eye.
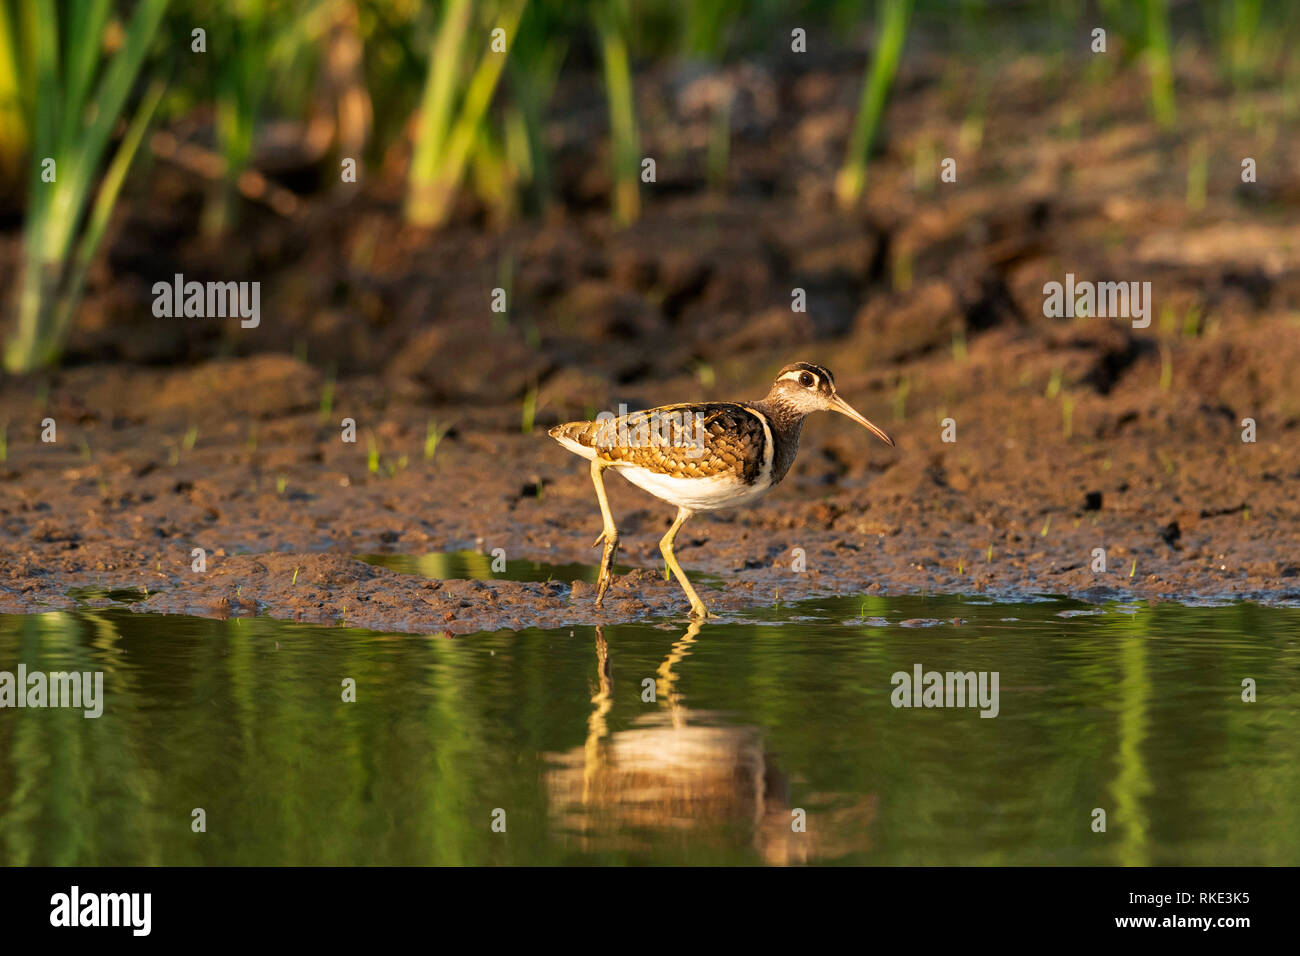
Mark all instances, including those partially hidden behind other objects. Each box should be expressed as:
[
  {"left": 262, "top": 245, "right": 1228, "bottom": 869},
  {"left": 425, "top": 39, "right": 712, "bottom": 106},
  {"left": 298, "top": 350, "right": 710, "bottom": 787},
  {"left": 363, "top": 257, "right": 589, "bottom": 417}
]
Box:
[{"left": 798, "top": 372, "right": 815, "bottom": 388}]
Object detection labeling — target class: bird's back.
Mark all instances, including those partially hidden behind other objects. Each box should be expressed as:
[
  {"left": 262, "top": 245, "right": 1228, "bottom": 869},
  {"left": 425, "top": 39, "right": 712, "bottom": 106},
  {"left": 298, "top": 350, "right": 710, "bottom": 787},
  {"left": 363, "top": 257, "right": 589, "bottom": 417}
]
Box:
[{"left": 549, "top": 402, "right": 771, "bottom": 485}]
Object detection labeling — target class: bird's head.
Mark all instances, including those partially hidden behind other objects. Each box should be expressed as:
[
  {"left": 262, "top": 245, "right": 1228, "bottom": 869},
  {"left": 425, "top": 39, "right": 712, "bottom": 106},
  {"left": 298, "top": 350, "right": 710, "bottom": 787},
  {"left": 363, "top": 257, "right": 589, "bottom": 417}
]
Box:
[{"left": 765, "top": 362, "right": 895, "bottom": 447}]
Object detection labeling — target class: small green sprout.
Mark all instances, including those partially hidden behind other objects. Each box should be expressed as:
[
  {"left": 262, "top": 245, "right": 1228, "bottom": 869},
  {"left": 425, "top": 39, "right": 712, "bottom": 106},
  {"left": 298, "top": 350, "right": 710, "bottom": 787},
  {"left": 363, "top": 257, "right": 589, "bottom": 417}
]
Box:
[
  {"left": 892, "top": 376, "right": 910, "bottom": 423},
  {"left": 318, "top": 376, "right": 335, "bottom": 423},
  {"left": 521, "top": 385, "right": 538, "bottom": 434},
  {"left": 425, "top": 420, "right": 447, "bottom": 462},
  {"left": 1045, "top": 366, "right": 1063, "bottom": 399}
]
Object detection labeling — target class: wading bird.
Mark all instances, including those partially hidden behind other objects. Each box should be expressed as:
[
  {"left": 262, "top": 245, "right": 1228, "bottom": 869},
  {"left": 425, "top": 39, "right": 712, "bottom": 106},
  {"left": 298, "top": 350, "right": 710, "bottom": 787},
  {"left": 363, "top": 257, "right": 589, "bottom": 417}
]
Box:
[{"left": 549, "top": 362, "right": 895, "bottom": 618}]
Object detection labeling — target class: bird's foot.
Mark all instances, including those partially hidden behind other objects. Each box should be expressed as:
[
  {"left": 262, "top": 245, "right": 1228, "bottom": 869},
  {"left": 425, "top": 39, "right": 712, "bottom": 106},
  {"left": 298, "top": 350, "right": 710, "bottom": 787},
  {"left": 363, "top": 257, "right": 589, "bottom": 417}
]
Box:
[
  {"left": 687, "top": 601, "right": 715, "bottom": 620},
  {"left": 593, "top": 528, "right": 620, "bottom": 607}
]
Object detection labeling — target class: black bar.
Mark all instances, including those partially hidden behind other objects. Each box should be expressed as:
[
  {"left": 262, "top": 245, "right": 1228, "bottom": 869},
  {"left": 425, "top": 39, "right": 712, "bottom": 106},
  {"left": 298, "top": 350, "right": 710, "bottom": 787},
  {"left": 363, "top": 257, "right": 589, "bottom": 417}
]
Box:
[{"left": 0, "top": 866, "right": 1283, "bottom": 942}]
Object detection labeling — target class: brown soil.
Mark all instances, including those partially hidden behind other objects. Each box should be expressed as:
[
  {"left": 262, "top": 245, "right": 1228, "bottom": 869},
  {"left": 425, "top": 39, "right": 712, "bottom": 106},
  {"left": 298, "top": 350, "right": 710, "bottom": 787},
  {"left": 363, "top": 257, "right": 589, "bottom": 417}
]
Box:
[{"left": 2, "top": 54, "right": 1298, "bottom": 633}]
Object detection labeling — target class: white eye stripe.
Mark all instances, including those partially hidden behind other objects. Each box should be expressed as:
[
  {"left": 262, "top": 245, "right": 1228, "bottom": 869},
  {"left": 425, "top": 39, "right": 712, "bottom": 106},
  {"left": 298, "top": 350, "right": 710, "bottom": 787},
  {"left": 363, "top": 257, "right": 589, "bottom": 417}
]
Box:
[{"left": 778, "top": 370, "right": 818, "bottom": 387}]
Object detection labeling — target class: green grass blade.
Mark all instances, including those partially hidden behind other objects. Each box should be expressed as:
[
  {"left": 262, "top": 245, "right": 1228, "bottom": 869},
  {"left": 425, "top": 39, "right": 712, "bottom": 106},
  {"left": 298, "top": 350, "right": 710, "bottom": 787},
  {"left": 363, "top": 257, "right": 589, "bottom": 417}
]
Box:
[
  {"left": 27, "top": 0, "right": 60, "bottom": 161},
  {"left": 47, "top": 78, "right": 166, "bottom": 364},
  {"left": 1143, "top": 0, "right": 1176, "bottom": 129},
  {"left": 59, "top": 0, "right": 168, "bottom": 233},
  {"left": 407, "top": 0, "right": 526, "bottom": 228},
  {"left": 0, "top": 0, "right": 29, "bottom": 172},
  {"left": 683, "top": 0, "right": 740, "bottom": 58},
  {"left": 595, "top": 0, "right": 640, "bottom": 227},
  {"left": 506, "top": 22, "right": 566, "bottom": 214},
  {"left": 407, "top": 0, "right": 472, "bottom": 224},
  {"left": 5, "top": 0, "right": 170, "bottom": 374},
  {"left": 7, "top": 0, "right": 63, "bottom": 374},
  {"left": 836, "top": 0, "right": 912, "bottom": 208},
  {"left": 58, "top": 0, "right": 110, "bottom": 149}
]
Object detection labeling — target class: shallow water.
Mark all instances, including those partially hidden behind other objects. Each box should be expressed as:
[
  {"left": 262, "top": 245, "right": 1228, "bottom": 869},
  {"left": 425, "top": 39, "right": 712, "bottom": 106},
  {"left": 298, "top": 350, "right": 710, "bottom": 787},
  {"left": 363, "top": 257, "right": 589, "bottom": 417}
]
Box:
[
  {"left": 0, "top": 594, "right": 1297, "bottom": 865},
  {"left": 358, "top": 548, "right": 721, "bottom": 586},
  {"left": 359, "top": 549, "right": 605, "bottom": 584}
]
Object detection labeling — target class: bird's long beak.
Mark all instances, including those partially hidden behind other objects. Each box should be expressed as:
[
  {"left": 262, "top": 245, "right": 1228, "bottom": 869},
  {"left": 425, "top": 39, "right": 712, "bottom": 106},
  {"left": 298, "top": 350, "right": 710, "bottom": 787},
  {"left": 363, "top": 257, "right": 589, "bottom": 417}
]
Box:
[{"left": 830, "top": 394, "right": 895, "bottom": 447}]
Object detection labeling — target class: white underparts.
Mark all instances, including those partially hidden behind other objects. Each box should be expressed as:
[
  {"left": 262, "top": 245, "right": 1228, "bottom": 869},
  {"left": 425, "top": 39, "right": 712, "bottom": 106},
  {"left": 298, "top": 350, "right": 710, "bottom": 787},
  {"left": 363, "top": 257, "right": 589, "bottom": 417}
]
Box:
[{"left": 615, "top": 465, "right": 771, "bottom": 512}]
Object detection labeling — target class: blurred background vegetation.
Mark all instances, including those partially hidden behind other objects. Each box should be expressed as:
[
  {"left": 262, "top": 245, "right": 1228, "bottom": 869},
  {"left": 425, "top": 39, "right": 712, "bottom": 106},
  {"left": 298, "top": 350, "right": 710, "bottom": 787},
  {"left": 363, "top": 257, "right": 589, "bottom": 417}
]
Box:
[{"left": 1, "top": 0, "right": 1297, "bottom": 374}]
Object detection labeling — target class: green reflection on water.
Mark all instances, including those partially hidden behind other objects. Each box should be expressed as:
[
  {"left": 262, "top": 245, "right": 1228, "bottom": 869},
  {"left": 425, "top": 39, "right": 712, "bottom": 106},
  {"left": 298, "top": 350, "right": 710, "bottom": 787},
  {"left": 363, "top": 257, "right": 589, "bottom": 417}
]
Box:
[
  {"left": 357, "top": 550, "right": 720, "bottom": 588},
  {"left": 0, "top": 595, "right": 1297, "bottom": 865},
  {"left": 358, "top": 550, "right": 605, "bottom": 584}
]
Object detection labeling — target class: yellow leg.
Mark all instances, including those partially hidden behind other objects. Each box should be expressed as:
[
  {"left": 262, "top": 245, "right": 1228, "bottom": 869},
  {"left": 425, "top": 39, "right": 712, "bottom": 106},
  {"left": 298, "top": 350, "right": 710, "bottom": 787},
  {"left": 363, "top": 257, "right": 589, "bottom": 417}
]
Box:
[
  {"left": 590, "top": 459, "right": 619, "bottom": 607},
  {"left": 660, "top": 506, "right": 711, "bottom": 619}
]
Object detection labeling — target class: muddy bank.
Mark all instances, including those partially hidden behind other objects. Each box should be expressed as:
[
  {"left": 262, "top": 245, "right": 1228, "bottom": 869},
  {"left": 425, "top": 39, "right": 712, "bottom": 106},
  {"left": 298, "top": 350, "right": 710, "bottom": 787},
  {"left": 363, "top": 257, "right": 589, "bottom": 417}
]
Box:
[{"left": 0, "top": 344, "right": 1295, "bottom": 635}]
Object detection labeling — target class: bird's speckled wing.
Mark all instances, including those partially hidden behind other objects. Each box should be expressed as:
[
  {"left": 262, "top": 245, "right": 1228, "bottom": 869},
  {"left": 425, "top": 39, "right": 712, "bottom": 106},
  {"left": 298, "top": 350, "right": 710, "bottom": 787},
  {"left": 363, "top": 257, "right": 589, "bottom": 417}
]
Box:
[{"left": 550, "top": 402, "right": 768, "bottom": 482}]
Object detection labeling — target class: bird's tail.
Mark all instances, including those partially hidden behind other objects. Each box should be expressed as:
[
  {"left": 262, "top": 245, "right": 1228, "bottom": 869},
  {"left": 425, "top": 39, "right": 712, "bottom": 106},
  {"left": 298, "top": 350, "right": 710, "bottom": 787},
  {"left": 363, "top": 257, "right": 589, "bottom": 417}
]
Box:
[
  {"left": 548, "top": 420, "right": 596, "bottom": 444},
  {"left": 549, "top": 420, "right": 600, "bottom": 459}
]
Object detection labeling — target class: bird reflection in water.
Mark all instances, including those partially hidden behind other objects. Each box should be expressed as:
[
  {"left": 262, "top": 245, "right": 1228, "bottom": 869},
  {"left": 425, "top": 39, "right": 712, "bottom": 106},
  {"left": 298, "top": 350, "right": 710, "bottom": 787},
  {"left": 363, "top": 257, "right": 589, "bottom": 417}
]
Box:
[{"left": 544, "top": 622, "right": 876, "bottom": 864}]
